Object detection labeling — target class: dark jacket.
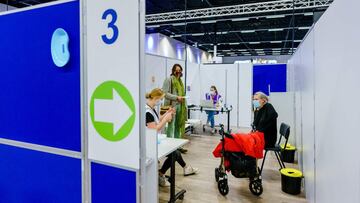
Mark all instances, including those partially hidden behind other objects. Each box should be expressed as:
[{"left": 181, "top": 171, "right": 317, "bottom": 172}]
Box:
[{"left": 253, "top": 103, "right": 278, "bottom": 148}]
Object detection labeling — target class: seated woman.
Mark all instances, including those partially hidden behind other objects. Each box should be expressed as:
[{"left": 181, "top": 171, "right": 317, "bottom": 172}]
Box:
[
  {"left": 252, "top": 92, "right": 278, "bottom": 148},
  {"left": 145, "top": 88, "right": 199, "bottom": 187},
  {"left": 205, "top": 85, "right": 222, "bottom": 134}
]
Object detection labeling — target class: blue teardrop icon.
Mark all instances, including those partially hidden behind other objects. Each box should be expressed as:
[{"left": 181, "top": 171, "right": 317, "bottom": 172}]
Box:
[{"left": 51, "top": 28, "right": 70, "bottom": 67}]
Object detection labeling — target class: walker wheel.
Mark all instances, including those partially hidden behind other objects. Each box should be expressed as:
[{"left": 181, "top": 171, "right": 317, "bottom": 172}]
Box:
[
  {"left": 179, "top": 194, "right": 184, "bottom": 200},
  {"left": 249, "top": 180, "right": 263, "bottom": 196},
  {"left": 218, "top": 179, "right": 229, "bottom": 196},
  {"left": 215, "top": 168, "right": 220, "bottom": 182}
]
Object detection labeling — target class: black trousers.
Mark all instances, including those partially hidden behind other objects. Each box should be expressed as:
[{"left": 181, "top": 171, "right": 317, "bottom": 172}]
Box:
[{"left": 159, "top": 150, "right": 186, "bottom": 174}]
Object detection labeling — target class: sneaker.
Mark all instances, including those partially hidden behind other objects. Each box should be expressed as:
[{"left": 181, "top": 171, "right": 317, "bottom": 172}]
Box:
[
  {"left": 184, "top": 165, "right": 199, "bottom": 176},
  {"left": 211, "top": 128, "right": 216, "bottom": 134},
  {"left": 159, "top": 175, "right": 170, "bottom": 187}
]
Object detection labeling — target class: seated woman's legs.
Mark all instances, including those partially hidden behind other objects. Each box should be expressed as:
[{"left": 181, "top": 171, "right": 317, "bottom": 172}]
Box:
[{"left": 159, "top": 150, "right": 199, "bottom": 177}]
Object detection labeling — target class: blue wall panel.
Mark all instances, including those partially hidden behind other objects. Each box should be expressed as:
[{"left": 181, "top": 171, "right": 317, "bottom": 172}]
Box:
[
  {"left": 0, "top": 144, "right": 82, "bottom": 203},
  {"left": 0, "top": 1, "right": 81, "bottom": 151},
  {"left": 253, "top": 64, "right": 287, "bottom": 95},
  {"left": 91, "top": 162, "right": 136, "bottom": 203}
]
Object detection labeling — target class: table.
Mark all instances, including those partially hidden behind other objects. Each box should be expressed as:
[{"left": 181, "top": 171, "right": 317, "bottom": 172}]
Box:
[
  {"left": 158, "top": 135, "right": 189, "bottom": 203},
  {"left": 187, "top": 105, "right": 233, "bottom": 132}
]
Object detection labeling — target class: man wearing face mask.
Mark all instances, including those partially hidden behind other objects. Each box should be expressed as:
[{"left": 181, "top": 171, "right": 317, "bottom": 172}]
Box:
[
  {"left": 162, "top": 64, "right": 188, "bottom": 142},
  {"left": 252, "top": 92, "right": 278, "bottom": 148}
]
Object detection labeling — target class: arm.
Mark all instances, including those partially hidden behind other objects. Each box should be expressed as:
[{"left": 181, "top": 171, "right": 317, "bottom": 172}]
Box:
[
  {"left": 162, "top": 77, "right": 178, "bottom": 101},
  {"left": 146, "top": 112, "right": 172, "bottom": 132},
  {"left": 147, "top": 119, "right": 169, "bottom": 132}
]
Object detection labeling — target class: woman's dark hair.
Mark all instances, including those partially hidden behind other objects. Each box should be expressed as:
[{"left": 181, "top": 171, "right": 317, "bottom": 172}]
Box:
[
  {"left": 171, "top": 64, "right": 183, "bottom": 76},
  {"left": 211, "top": 85, "right": 218, "bottom": 95}
]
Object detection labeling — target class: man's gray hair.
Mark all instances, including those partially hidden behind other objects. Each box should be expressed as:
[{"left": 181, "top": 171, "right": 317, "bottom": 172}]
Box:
[{"left": 254, "top": 91, "right": 269, "bottom": 102}]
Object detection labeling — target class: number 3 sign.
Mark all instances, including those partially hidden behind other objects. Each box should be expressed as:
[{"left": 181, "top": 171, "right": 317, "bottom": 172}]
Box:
[{"left": 102, "top": 9, "right": 119, "bottom": 45}]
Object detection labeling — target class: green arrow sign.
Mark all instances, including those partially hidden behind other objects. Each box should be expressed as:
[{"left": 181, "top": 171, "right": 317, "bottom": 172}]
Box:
[{"left": 90, "top": 81, "right": 136, "bottom": 142}]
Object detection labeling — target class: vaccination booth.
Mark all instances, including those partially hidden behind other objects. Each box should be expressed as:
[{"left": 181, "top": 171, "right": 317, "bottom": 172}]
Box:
[{"left": 0, "top": 0, "right": 294, "bottom": 202}]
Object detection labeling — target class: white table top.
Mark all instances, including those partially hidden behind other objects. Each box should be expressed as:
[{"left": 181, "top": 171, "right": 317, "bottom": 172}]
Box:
[{"left": 157, "top": 134, "right": 189, "bottom": 160}]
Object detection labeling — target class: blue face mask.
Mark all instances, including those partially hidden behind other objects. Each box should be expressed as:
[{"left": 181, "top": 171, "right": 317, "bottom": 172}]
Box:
[
  {"left": 253, "top": 100, "right": 261, "bottom": 109},
  {"left": 155, "top": 99, "right": 163, "bottom": 106}
]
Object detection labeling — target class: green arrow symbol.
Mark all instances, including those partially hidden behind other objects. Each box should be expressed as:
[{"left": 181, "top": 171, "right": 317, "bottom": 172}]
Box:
[{"left": 90, "top": 81, "right": 136, "bottom": 142}]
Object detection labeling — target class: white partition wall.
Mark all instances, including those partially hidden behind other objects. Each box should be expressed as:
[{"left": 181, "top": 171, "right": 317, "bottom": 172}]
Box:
[
  {"left": 145, "top": 54, "right": 167, "bottom": 92},
  {"left": 200, "top": 63, "right": 253, "bottom": 128},
  {"left": 186, "top": 62, "right": 201, "bottom": 106},
  {"left": 289, "top": 0, "right": 360, "bottom": 202},
  {"left": 238, "top": 63, "right": 253, "bottom": 128},
  {"left": 313, "top": 1, "right": 360, "bottom": 202},
  {"left": 200, "top": 64, "right": 228, "bottom": 125},
  {"left": 269, "top": 92, "right": 295, "bottom": 145}
]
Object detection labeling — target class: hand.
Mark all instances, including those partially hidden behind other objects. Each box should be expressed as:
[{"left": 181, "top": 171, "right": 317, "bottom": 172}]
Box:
[
  {"left": 164, "top": 113, "right": 173, "bottom": 122},
  {"left": 167, "top": 107, "right": 176, "bottom": 115},
  {"left": 177, "top": 96, "right": 184, "bottom": 103}
]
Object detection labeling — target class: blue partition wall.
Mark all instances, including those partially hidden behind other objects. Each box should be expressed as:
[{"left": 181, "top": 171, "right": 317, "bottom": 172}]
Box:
[
  {"left": 91, "top": 162, "right": 137, "bottom": 203},
  {"left": 0, "top": 1, "right": 81, "bottom": 151},
  {"left": 253, "top": 64, "right": 287, "bottom": 95},
  {"left": 0, "top": 1, "right": 83, "bottom": 202},
  {"left": 0, "top": 144, "right": 82, "bottom": 203}
]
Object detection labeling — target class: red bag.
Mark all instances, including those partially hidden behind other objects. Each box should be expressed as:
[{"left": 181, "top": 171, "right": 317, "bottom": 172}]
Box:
[{"left": 213, "top": 131, "right": 265, "bottom": 159}]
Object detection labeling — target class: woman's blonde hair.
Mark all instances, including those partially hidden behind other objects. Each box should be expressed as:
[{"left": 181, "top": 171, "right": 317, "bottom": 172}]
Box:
[
  {"left": 254, "top": 91, "right": 269, "bottom": 102},
  {"left": 146, "top": 88, "right": 165, "bottom": 100}
]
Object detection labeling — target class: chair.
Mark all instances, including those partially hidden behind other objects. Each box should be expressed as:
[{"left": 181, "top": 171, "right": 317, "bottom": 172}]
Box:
[{"left": 260, "top": 123, "right": 290, "bottom": 174}]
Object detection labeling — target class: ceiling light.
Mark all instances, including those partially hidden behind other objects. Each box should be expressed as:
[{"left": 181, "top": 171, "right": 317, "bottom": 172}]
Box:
[
  {"left": 270, "top": 41, "right": 282, "bottom": 43},
  {"left": 268, "top": 28, "right": 284, "bottom": 32},
  {"left": 229, "top": 42, "right": 240, "bottom": 45},
  {"left": 192, "top": 33, "right": 205, "bottom": 36},
  {"left": 201, "top": 20, "right": 217, "bottom": 24},
  {"left": 232, "top": 17, "right": 250, "bottom": 21},
  {"left": 172, "top": 23, "right": 186, "bottom": 26},
  {"left": 249, "top": 42, "right": 261, "bottom": 44},
  {"left": 304, "top": 12, "right": 313, "bottom": 16},
  {"left": 241, "top": 30, "right": 255, "bottom": 33},
  {"left": 146, "top": 25, "right": 160, "bottom": 28},
  {"left": 266, "top": 15, "right": 285, "bottom": 19},
  {"left": 298, "top": 27, "right": 310, "bottom": 30}
]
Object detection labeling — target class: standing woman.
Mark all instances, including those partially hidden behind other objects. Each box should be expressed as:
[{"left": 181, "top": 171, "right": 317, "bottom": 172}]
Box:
[
  {"left": 205, "top": 85, "right": 222, "bottom": 134},
  {"left": 252, "top": 92, "right": 278, "bottom": 148},
  {"left": 162, "top": 64, "right": 188, "bottom": 139}
]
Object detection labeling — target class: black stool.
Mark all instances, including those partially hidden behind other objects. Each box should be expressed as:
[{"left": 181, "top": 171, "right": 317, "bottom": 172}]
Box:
[{"left": 260, "top": 123, "right": 290, "bottom": 174}]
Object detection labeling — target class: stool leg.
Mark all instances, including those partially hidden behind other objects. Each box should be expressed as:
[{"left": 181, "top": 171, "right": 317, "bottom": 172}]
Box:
[
  {"left": 274, "top": 151, "right": 285, "bottom": 169},
  {"left": 260, "top": 150, "right": 268, "bottom": 174},
  {"left": 278, "top": 151, "right": 286, "bottom": 168}
]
